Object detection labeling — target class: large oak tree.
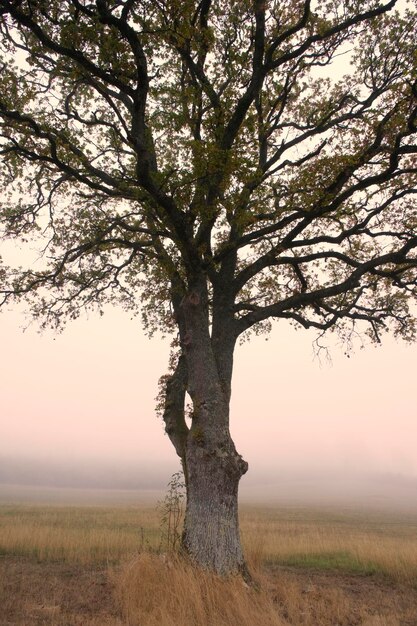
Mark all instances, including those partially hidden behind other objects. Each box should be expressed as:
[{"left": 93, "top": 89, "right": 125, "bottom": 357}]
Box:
[{"left": 0, "top": 0, "right": 416, "bottom": 575}]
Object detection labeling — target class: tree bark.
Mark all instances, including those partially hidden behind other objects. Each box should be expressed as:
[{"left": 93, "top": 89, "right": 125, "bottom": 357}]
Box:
[
  {"left": 172, "top": 277, "right": 248, "bottom": 575},
  {"left": 162, "top": 354, "right": 189, "bottom": 461},
  {"left": 183, "top": 426, "right": 248, "bottom": 575}
]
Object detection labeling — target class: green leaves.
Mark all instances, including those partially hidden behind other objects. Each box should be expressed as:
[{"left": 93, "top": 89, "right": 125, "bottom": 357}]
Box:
[{"left": 0, "top": 0, "right": 416, "bottom": 346}]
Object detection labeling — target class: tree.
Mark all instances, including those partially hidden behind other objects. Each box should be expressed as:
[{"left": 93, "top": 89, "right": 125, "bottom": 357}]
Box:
[{"left": 0, "top": 0, "right": 416, "bottom": 575}]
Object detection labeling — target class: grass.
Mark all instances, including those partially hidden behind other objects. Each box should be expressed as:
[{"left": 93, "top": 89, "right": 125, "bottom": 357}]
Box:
[
  {"left": 275, "top": 550, "right": 378, "bottom": 573},
  {"left": 1, "top": 497, "right": 417, "bottom": 625},
  {"left": 241, "top": 505, "right": 417, "bottom": 582},
  {"left": 0, "top": 504, "right": 161, "bottom": 563},
  {"left": 115, "top": 553, "right": 283, "bottom": 626},
  {"left": 1, "top": 502, "right": 417, "bottom": 580}
]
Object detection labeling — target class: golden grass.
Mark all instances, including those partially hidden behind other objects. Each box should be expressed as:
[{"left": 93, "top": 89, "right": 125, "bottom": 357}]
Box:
[
  {"left": 115, "top": 553, "right": 283, "bottom": 626},
  {"left": 114, "top": 550, "right": 417, "bottom": 626},
  {"left": 1, "top": 500, "right": 417, "bottom": 626},
  {"left": 0, "top": 505, "right": 161, "bottom": 563},
  {"left": 1, "top": 503, "right": 417, "bottom": 582},
  {"left": 241, "top": 506, "right": 417, "bottom": 582}
]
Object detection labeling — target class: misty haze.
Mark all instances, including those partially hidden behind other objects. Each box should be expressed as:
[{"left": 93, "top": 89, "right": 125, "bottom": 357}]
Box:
[{"left": 2, "top": 452, "right": 417, "bottom": 514}]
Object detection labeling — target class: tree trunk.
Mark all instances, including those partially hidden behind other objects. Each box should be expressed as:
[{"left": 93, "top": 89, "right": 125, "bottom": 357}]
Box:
[
  {"left": 182, "top": 427, "right": 248, "bottom": 575},
  {"left": 164, "top": 278, "right": 249, "bottom": 575},
  {"left": 163, "top": 362, "right": 248, "bottom": 574}
]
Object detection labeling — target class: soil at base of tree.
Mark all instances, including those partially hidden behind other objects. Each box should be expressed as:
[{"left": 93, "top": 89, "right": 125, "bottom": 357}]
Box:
[{"left": 1, "top": 556, "right": 417, "bottom": 626}]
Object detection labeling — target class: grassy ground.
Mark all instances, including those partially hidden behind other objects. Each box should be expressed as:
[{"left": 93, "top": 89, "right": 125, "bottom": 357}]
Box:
[
  {"left": 1, "top": 499, "right": 417, "bottom": 625},
  {"left": 242, "top": 505, "right": 417, "bottom": 582}
]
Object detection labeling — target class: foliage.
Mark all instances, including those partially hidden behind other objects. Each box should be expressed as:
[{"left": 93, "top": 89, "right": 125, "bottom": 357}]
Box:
[{"left": 0, "top": 0, "right": 416, "bottom": 350}]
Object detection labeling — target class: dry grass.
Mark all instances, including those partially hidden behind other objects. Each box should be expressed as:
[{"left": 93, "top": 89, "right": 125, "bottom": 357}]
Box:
[
  {"left": 0, "top": 557, "right": 123, "bottom": 626},
  {"left": 115, "top": 553, "right": 283, "bottom": 626},
  {"left": 1, "top": 499, "right": 417, "bottom": 625},
  {"left": 1, "top": 503, "right": 417, "bottom": 582},
  {"left": 3, "top": 551, "right": 416, "bottom": 626},
  {"left": 0, "top": 504, "right": 161, "bottom": 563},
  {"left": 114, "top": 550, "right": 417, "bottom": 626},
  {"left": 241, "top": 506, "right": 417, "bottom": 583}
]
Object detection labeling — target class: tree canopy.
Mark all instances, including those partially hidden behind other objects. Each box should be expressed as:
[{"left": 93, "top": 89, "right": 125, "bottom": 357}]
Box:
[{"left": 1, "top": 0, "right": 416, "bottom": 345}]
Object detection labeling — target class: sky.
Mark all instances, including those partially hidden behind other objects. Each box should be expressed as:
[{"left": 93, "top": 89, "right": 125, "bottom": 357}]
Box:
[{"left": 1, "top": 297, "right": 417, "bottom": 504}]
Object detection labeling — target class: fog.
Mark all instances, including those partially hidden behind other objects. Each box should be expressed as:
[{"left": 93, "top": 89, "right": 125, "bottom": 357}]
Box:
[
  {"left": 2, "top": 454, "right": 417, "bottom": 513},
  {"left": 1, "top": 304, "right": 417, "bottom": 512}
]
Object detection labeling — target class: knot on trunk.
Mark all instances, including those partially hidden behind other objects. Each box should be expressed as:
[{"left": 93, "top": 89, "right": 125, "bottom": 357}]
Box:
[
  {"left": 230, "top": 453, "right": 248, "bottom": 477},
  {"left": 212, "top": 447, "right": 249, "bottom": 478},
  {"left": 238, "top": 455, "right": 249, "bottom": 476}
]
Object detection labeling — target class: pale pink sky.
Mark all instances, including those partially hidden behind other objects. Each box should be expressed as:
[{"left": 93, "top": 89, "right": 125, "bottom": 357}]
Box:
[{"left": 1, "top": 301, "right": 417, "bottom": 489}]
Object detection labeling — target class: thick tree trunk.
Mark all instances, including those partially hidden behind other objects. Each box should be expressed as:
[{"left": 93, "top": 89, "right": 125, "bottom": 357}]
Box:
[
  {"left": 163, "top": 363, "right": 248, "bottom": 574},
  {"left": 182, "top": 430, "right": 248, "bottom": 575},
  {"left": 163, "top": 277, "right": 249, "bottom": 575}
]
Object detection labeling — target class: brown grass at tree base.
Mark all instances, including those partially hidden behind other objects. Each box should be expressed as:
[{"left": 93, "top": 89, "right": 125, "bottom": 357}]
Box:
[
  {"left": 115, "top": 553, "right": 282, "bottom": 626},
  {"left": 2, "top": 554, "right": 417, "bottom": 626},
  {"left": 115, "top": 554, "right": 417, "bottom": 626}
]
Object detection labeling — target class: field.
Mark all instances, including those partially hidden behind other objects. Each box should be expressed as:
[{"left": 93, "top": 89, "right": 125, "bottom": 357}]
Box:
[{"left": 1, "top": 491, "right": 417, "bottom": 625}]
